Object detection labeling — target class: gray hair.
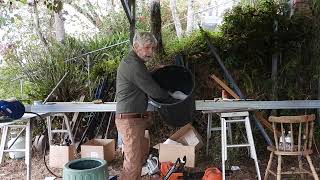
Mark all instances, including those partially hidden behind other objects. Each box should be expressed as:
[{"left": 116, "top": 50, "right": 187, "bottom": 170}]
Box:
[{"left": 133, "top": 31, "right": 158, "bottom": 46}]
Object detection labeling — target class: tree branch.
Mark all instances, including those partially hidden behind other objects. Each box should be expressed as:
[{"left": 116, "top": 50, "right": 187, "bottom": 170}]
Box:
[
  {"left": 65, "top": 1, "right": 102, "bottom": 28},
  {"left": 31, "top": 0, "right": 49, "bottom": 51}
]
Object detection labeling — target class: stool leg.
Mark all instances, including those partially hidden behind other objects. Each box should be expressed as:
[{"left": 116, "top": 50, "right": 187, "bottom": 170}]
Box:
[
  {"left": 47, "top": 116, "right": 53, "bottom": 146},
  {"left": 264, "top": 152, "right": 273, "bottom": 180},
  {"left": 64, "top": 114, "right": 75, "bottom": 145},
  {"left": 223, "top": 120, "right": 228, "bottom": 161},
  {"left": 306, "top": 155, "right": 319, "bottom": 180},
  {"left": 221, "top": 117, "right": 227, "bottom": 180},
  {"left": 206, "top": 114, "right": 212, "bottom": 156},
  {"left": 25, "top": 120, "right": 31, "bottom": 180},
  {"left": 227, "top": 123, "right": 233, "bottom": 144},
  {"left": 276, "top": 155, "right": 282, "bottom": 180},
  {"left": 0, "top": 126, "right": 9, "bottom": 164},
  {"left": 298, "top": 155, "right": 305, "bottom": 180},
  {"left": 244, "top": 116, "right": 261, "bottom": 180}
]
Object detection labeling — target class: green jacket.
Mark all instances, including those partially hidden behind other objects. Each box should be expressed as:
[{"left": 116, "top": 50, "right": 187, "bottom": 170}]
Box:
[{"left": 116, "top": 50, "right": 169, "bottom": 114}]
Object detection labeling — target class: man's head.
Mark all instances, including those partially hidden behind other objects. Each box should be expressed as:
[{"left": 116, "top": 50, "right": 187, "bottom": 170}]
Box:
[{"left": 133, "top": 32, "right": 158, "bottom": 62}]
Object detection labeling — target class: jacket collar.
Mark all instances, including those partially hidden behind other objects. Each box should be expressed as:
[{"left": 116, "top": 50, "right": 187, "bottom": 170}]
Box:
[{"left": 129, "top": 50, "right": 145, "bottom": 64}]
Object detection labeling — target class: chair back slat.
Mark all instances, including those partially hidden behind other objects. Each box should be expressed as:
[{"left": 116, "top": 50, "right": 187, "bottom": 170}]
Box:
[
  {"left": 304, "top": 121, "right": 309, "bottom": 151},
  {"left": 268, "top": 114, "right": 315, "bottom": 153},
  {"left": 269, "top": 114, "right": 315, "bottom": 123},
  {"left": 298, "top": 122, "right": 302, "bottom": 152},
  {"left": 308, "top": 121, "right": 314, "bottom": 150},
  {"left": 290, "top": 123, "right": 293, "bottom": 152},
  {"left": 273, "top": 122, "right": 279, "bottom": 150}
]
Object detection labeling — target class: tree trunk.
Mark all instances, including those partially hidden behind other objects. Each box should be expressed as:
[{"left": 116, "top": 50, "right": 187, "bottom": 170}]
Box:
[
  {"left": 30, "top": 0, "right": 48, "bottom": 50},
  {"left": 54, "top": 10, "right": 65, "bottom": 43},
  {"left": 318, "top": 75, "right": 320, "bottom": 118},
  {"left": 186, "top": 0, "right": 194, "bottom": 35},
  {"left": 130, "top": 0, "right": 136, "bottom": 45},
  {"left": 150, "top": 0, "right": 163, "bottom": 54},
  {"left": 169, "top": 0, "right": 183, "bottom": 38},
  {"left": 271, "top": 53, "right": 279, "bottom": 116}
]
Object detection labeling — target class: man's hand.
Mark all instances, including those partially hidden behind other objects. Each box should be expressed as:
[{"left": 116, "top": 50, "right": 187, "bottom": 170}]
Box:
[{"left": 168, "top": 91, "right": 188, "bottom": 100}]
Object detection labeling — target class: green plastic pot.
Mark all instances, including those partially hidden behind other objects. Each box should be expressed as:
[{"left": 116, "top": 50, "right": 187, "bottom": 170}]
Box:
[{"left": 63, "top": 158, "right": 109, "bottom": 180}]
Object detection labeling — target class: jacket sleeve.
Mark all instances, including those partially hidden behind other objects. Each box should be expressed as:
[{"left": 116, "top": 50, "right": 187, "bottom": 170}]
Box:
[{"left": 132, "top": 63, "right": 170, "bottom": 100}]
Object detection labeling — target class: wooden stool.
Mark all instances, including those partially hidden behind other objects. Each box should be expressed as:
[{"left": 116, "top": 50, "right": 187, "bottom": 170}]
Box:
[
  {"left": 264, "top": 114, "right": 319, "bottom": 180},
  {"left": 221, "top": 111, "right": 261, "bottom": 180}
]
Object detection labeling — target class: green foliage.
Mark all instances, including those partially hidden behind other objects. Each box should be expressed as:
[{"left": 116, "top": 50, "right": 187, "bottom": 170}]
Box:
[
  {"left": 0, "top": 66, "right": 25, "bottom": 100},
  {"left": 165, "top": 31, "right": 207, "bottom": 58},
  {"left": 99, "top": 11, "right": 130, "bottom": 35},
  {"left": 214, "top": 0, "right": 315, "bottom": 99},
  {"left": 5, "top": 37, "right": 90, "bottom": 101},
  {"left": 88, "top": 33, "right": 130, "bottom": 80},
  {"left": 3, "top": 32, "right": 130, "bottom": 102},
  {"left": 154, "top": 0, "right": 317, "bottom": 102},
  {"left": 311, "top": 0, "right": 320, "bottom": 15},
  {"left": 44, "top": 0, "right": 63, "bottom": 13}
]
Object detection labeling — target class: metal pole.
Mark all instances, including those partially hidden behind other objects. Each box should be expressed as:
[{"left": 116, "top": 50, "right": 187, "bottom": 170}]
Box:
[
  {"left": 87, "top": 55, "right": 91, "bottom": 98},
  {"left": 200, "top": 27, "right": 245, "bottom": 99},
  {"left": 20, "top": 79, "right": 23, "bottom": 97},
  {"left": 43, "top": 71, "right": 69, "bottom": 104},
  {"left": 200, "top": 28, "right": 273, "bottom": 145}
]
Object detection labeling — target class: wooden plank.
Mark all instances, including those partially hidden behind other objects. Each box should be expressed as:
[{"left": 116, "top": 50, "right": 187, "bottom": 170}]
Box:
[{"left": 209, "top": 74, "right": 240, "bottom": 99}]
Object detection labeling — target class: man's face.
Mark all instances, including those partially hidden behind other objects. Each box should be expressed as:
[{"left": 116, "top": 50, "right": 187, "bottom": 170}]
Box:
[{"left": 134, "top": 41, "right": 157, "bottom": 62}]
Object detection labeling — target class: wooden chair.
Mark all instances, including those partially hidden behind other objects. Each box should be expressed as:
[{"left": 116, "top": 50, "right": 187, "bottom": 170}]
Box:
[{"left": 264, "top": 114, "right": 319, "bottom": 180}]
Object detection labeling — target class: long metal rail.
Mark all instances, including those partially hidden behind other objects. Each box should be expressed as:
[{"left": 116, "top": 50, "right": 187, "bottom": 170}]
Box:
[{"left": 26, "top": 100, "right": 320, "bottom": 113}]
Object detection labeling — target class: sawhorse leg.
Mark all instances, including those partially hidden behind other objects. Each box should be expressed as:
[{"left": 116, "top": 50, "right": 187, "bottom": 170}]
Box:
[
  {"left": 0, "top": 126, "right": 9, "bottom": 164},
  {"left": 206, "top": 113, "right": 212, "bottom": 155},
  {"left": 0, "top": 121, "right": 32, "bottom": 180},
  {"left": 25, "top": 120, "right": 31, "bottom": 180}
]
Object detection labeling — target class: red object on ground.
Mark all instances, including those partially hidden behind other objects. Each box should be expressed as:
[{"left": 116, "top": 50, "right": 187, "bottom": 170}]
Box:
[
  {"left": 160, "top": 162, "right": 183, "bottom": 180},
  {"left": 202, "top": 167, "right": 222, "bottom": 180}
]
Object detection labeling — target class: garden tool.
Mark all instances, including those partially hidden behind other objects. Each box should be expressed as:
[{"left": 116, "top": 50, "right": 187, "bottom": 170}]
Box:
[
  {"left": 146, "top": 154, "right": 160, "bottom": 175},
  {"left": 163, "top": 156, "right": 186, "bottom": 180}
]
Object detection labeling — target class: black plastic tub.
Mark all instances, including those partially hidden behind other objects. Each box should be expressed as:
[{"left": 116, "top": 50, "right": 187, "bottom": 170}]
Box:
[{"left": 150, "top": 65, "right": 195, "bottom": 127}]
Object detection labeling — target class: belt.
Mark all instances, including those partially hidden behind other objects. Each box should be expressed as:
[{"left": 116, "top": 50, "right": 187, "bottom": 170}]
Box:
[{"left": 116, "top": 113, "right": 147, "bottom": 119}]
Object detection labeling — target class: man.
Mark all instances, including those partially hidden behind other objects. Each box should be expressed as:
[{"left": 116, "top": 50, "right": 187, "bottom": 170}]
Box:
[{"left": 115, "top": 31, "right": 186, "bottom": 180}]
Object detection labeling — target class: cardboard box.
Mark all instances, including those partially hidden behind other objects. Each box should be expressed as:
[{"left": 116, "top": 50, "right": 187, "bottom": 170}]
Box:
[
  {"left": 169, "top": 124, "right": 204, "bottom": 150},
  {"left": 159, "top": 143, "right": 195, "bottom": 167},
  {"left": 49, "top": 145, "right": 75, "bottom": 168},
  {"left": 81, "top": 139, "right": 115, "bottom": 162},
  {"left": 157, "top": 124, "right": 204, "bottom": 168}
]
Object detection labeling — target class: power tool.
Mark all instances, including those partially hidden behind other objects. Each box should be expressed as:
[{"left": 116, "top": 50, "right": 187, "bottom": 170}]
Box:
[{"left": 0, "top": 100, "right": 25, "bottom": 122}]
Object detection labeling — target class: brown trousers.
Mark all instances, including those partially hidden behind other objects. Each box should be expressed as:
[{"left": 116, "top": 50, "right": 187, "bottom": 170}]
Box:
[{"left": 115, "top": 117, "right": 149, "bottom": 180}]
